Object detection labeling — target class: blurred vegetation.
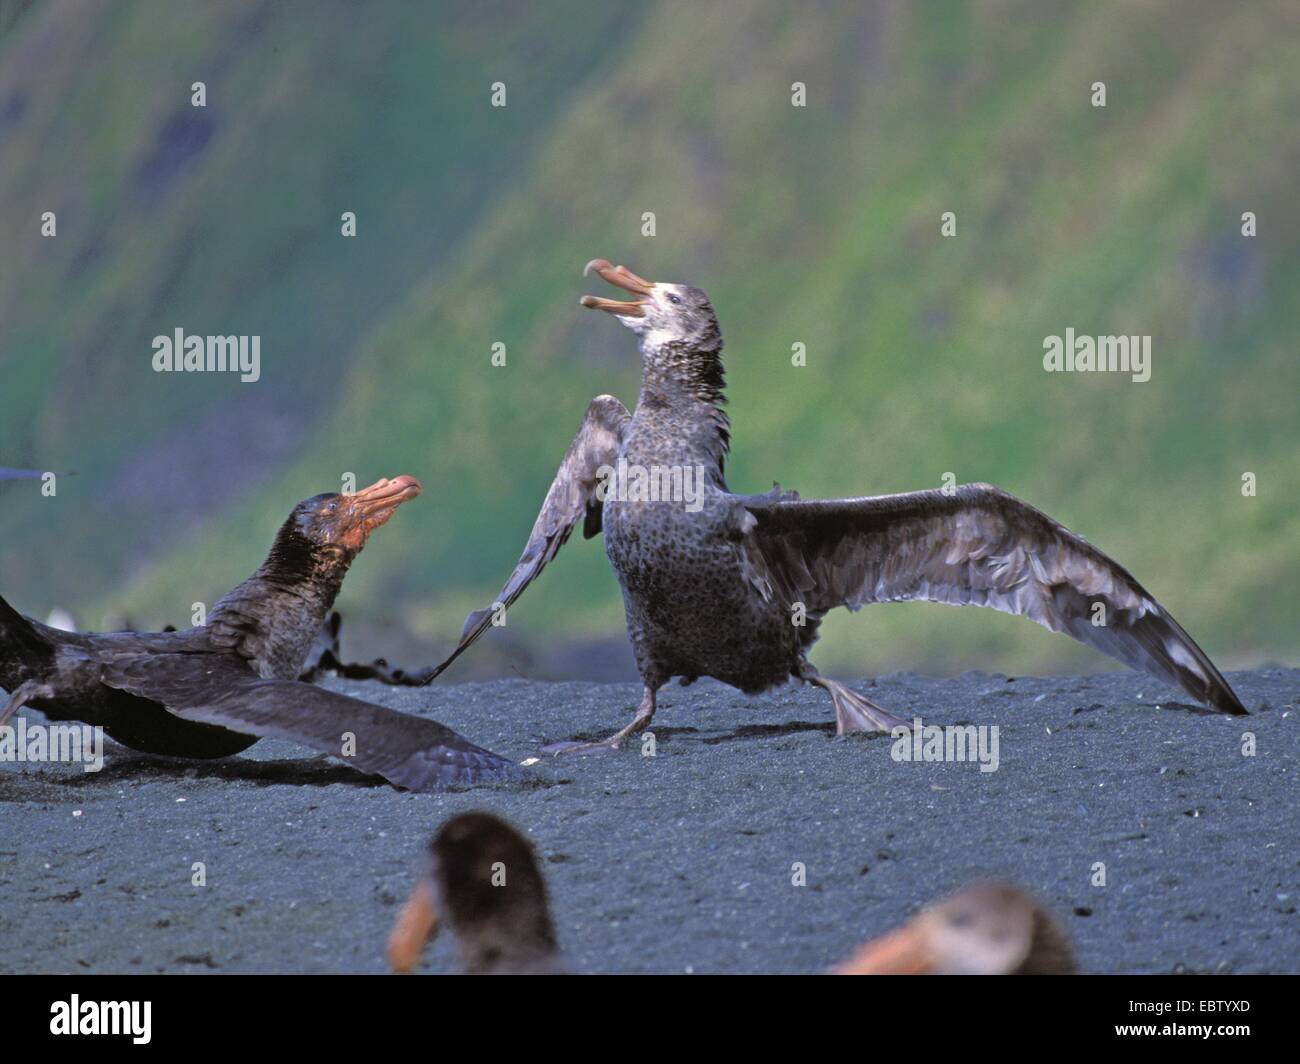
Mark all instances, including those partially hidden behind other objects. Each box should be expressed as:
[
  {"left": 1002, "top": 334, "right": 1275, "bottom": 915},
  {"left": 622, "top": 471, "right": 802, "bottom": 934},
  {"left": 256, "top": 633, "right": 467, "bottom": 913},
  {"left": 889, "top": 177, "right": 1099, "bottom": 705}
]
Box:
[{"left": 1, "top": 0, "right": 1295, "bottom": 679}]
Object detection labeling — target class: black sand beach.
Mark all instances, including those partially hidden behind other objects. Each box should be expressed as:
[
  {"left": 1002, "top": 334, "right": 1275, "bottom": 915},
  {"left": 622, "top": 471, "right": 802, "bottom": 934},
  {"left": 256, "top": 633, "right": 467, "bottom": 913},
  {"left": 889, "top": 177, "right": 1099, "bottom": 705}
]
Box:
[{"left": 1, "top": 667, "right": 1295, "bottom": 974}]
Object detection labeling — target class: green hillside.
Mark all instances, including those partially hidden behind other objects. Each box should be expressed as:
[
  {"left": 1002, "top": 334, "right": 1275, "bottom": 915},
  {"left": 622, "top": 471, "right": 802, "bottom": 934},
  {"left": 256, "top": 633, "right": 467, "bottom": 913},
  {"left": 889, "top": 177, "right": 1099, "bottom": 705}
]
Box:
[{"left": 1, "top": 0, "right": 1296, "bottom": 679}]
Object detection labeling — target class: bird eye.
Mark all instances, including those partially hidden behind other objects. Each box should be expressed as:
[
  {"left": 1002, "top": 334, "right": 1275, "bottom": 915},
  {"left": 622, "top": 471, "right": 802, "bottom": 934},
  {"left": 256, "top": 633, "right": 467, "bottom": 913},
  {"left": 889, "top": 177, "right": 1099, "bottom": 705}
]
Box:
[{"left": 667, "top": 293, "right": 683, "bottom": 306}]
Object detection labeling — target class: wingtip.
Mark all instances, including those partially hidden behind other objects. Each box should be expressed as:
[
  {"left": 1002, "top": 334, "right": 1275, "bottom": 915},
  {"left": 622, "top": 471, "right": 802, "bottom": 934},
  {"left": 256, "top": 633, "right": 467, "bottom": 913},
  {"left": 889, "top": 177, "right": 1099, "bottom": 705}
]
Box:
[
  {"left": 1209, "top": 676, "right": 1249, "bottom": 716},
  {"left": 426, "top": 750, "right": 521, "bottom": 791},
  {"left": 1218, "top": 692, "right": 1250, "bottom": 716}
]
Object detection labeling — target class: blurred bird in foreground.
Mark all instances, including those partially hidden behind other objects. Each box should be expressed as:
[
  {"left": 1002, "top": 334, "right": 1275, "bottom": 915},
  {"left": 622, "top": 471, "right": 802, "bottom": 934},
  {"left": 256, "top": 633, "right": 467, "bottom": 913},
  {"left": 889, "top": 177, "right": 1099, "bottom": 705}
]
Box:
[
  {"left": 388, "top": 811, "right": 567, "bottom": 975},
  {"left": 831, "top": 882, "right": 1076, "bottom": 975}
]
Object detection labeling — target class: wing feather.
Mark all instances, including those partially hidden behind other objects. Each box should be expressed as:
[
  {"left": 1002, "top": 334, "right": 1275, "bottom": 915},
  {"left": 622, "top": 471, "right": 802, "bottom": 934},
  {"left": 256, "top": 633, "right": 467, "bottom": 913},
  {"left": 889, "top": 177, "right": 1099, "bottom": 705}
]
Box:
[
  {"left": 744, "top": 483, "right": 1246, "bottom": 715},
  {"left": 100, "top": 653, "right": 514, "bottom": 790},
  {"left": 424, "top": 395, "right": 630, "bottom": 682}
]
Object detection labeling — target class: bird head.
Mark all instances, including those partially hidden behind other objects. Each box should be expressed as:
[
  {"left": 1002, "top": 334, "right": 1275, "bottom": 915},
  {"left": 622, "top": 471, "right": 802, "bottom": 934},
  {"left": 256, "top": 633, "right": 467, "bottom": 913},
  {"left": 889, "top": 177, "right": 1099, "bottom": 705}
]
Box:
[
  {"left": 581, "top": 258, "right": 720, "bottom": 355},
  {"left": 387, "top": 811, "right": 559, "bottom": 975},
  {"left": 273, "top": 475, "right": 422, "bottom": 576},
  {"left": 830, "top": 881, "right": 1076, "bottom": 975}
]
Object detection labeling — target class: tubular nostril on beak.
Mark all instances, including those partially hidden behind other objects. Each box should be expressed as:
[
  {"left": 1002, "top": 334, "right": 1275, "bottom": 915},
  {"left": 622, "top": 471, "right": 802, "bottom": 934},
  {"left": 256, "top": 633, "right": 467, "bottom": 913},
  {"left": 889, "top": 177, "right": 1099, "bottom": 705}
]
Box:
[{"left": 613, "top": 264, "right": 654, "bottom": 291}]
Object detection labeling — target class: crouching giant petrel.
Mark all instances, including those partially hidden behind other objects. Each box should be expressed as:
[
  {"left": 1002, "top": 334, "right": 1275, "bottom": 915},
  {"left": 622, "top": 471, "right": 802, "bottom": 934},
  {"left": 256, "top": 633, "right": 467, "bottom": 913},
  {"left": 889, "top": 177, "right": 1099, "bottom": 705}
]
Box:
[
  {"left": 0, "top": 476, "right": 512, "bottom": 790},
  {"left": 427, "top": 260, "right": 1246, "bottom": 751}
]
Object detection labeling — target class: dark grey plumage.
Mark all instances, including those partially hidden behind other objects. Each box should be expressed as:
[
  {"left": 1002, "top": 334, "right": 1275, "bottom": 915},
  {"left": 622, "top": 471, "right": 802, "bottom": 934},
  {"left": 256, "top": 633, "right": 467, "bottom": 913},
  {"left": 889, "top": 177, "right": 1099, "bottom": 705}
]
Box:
[
  {"left": 428, "top": 259, "right": 1246, "bottom": 749},
  {"left": 0, "top": 477, "right": 513, "bottom": 789}
]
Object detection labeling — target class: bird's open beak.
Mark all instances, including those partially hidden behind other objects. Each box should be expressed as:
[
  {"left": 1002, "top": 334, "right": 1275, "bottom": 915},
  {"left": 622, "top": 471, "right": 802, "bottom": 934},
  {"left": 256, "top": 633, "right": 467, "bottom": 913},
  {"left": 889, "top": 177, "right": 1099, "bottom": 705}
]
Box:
[
  {"left": 386, "top": 875, "right": 441, "bottom": 974},
  {"left": 580, "top": 258, "right": 654, "bottom": 317},
  {"left": 829, "top": 921, "right": 937, "bottom": 975}
]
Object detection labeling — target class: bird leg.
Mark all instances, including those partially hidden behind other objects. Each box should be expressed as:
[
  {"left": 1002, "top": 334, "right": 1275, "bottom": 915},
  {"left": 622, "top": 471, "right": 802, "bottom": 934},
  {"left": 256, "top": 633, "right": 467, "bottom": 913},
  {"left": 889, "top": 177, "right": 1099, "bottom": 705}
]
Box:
[
  {"left": 806, "top": 674, "right": 913, "bottom": 735},
  {"left": 543, "top": 686, "right": 658, "bottom": 756},
  {"left": 0, "top": 680, "right": 51, "bottom": 729}
]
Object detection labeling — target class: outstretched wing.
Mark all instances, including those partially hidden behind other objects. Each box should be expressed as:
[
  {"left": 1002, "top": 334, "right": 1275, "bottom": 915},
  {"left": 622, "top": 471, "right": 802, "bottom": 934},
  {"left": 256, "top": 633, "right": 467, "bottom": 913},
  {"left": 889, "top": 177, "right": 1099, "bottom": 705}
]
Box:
[
  {"left": 742, "top": 483, "right": 1246, "bottom": 715},
  {"left": 99, "top": 653, "right": 515, "bottom": 790},
  {"left": 424, "top": 394, "right": 630, "bottom": 682}
]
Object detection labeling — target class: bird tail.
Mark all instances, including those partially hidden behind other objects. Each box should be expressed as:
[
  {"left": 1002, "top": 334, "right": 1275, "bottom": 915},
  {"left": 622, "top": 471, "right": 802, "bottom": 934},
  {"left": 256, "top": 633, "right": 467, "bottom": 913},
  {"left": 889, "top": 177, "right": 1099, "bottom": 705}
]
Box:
[{"left": 0, "top": 593, "right": 53, "bottom": 659}]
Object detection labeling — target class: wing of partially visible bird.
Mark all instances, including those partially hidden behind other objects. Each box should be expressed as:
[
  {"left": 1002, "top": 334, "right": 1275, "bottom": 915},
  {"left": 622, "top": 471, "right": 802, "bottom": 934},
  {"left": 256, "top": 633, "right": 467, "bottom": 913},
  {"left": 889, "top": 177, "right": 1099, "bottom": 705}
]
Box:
[
  {"left": 0, "top": 467, "right": 73, "bottom": 480},
  {"left": 98, "top": 652, "right": 515, "bottom": 790},
  {"left": 741, "top": 482, "right": 1246, "bottom": 715},
  {"left": 423, "top": 394, "right": 631, "bottom": 683}
]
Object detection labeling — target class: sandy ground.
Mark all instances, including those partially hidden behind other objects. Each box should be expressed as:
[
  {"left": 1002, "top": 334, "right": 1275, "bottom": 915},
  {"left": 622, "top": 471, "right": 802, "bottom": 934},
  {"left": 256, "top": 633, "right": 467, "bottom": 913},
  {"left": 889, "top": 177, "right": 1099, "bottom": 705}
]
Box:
[{"left": 0, "top": 666, "right": 1295, "bottom": 974}]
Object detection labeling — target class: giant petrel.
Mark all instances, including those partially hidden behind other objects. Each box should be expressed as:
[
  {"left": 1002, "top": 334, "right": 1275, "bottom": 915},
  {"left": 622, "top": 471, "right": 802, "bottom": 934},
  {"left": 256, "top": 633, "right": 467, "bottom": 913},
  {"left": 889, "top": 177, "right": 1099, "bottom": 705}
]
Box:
[
  {"left": 427, "top": 260, "right": 1246, "bottom": 751},
  {"left": 0, "top": 477, "right": 511, "bottom": 789}
]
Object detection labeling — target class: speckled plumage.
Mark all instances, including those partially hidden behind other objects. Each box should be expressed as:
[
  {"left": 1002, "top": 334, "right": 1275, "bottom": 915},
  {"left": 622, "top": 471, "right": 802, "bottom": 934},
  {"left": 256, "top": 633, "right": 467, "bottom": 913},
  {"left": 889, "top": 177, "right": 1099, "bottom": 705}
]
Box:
[
  {"left": 602, "top": 321, "right": 798, "bottom": 696},
  {"left": 429, "top": 260, "right": 1245, "bottom": 747}
]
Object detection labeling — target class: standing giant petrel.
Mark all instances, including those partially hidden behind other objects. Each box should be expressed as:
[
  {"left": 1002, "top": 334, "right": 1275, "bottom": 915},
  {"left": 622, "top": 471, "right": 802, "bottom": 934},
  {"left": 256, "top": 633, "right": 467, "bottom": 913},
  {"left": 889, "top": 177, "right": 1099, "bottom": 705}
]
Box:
[{"left": 427, "top": 260, "right": 1246, "bottom": 751}]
